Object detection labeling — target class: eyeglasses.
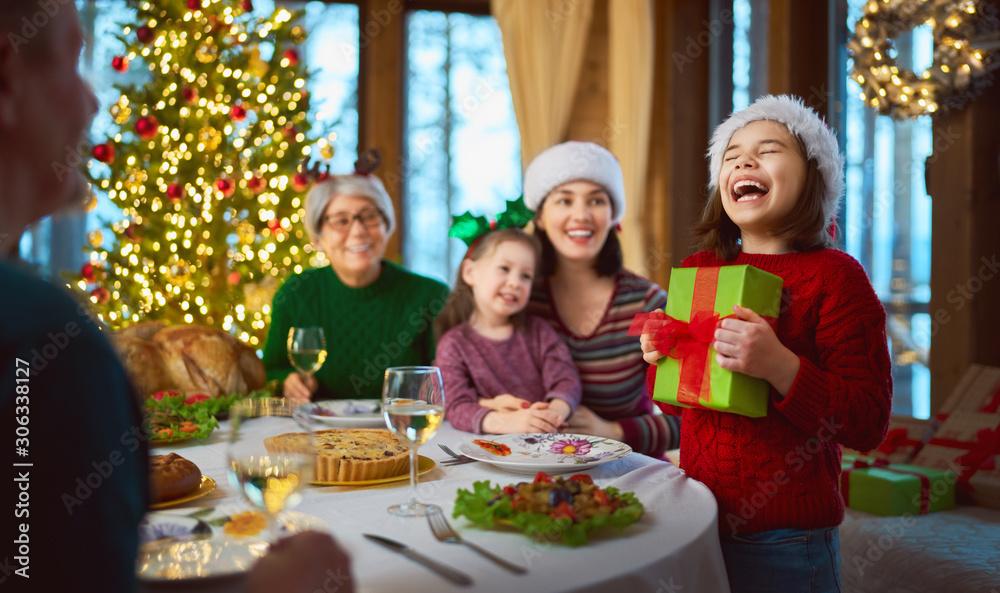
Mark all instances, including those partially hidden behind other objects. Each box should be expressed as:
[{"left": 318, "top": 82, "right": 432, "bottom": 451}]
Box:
[{"left": 321, "top": 209, "right": 384, "bottom": 232}]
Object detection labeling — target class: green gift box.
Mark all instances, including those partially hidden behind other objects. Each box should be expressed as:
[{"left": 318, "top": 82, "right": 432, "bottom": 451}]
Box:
[
  {"left": 840, "top": 455, "right": 956, "bottom": 516},
  {"left": 651, "top": 265, "right": 783, "bottom": 418}
]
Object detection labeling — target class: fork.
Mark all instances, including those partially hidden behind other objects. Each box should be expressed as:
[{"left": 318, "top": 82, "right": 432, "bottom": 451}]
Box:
[
  {"left": 427, "top": 509, "right": 527, "bottom": 574},
  {"left": 438, "top": 444, "right": 479, "bottom": 465}
]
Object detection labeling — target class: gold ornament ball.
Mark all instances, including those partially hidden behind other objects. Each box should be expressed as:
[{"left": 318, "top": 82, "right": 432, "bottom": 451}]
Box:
[
  {"left": 168, "top": 260, "right": 192, "bottom": 284},
  {"left": 195, "top": 43, "right": 219, "bottom": 64},
  {"left": 110, "top": 102, "right": 132, "bottom": 125},
  {"left": 320, "top": 144, "right": 335, "bottom": 159},
  {"left": 198, "top": 126, "right": 223, "bottom": 151},
  {"left": 80, "top": 191, "right": 98, "bottom": 213},
  {"left": 88, "top": 230, "right": 104, "bottom": 248},
  {"left": 237, "top": 222, "right": 256, "bottom": 244}
]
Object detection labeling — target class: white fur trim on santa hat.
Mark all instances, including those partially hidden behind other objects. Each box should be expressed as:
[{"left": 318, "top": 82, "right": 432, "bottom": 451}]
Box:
[
  {"left": 708, "top": 94, "right": 845, "bottom": 225},
  {"left": 523, "top": 141, "right": 626, "bottom": 224}
]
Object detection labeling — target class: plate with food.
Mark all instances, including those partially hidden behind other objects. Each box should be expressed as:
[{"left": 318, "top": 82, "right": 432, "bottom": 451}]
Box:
[
  {"left": 149, "top": 453, "right": 217, "bottom": 509},
  {"left": 310, "top": 455, "right": 435, "bottom": 486},
  {"left": 301, "top": 399, "right": 384, "bottom": 428},
  {"left": 453, "top": 472, "right": 644, "bottom": 546},
  {"left": 136, "top": 507, "right": 327, "bottom": 581},
  {"left": 457, "top": 433, "right": 632, "bottom": 474}
]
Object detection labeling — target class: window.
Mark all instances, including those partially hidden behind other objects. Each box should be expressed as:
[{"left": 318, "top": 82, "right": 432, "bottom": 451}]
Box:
[
  {"left": 843, "top": 0, "right": 932, "bottom": 417},
  {"left": 404, "top": 10, "right": 521, "bottom": 285}
]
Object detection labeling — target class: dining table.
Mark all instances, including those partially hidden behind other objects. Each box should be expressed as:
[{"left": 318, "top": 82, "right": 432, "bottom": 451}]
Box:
[{"left": 140, "top": 419, "right": 732, "bottom": 593}]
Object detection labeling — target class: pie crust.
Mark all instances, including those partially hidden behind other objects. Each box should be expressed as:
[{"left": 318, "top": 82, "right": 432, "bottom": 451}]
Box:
[{"left": 264, "top": 428, "right": 410, "bottom": 482}]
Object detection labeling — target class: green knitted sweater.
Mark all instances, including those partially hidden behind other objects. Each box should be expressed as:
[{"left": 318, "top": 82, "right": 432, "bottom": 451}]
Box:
[{"left": 262, "top": 261, "right": 450, "bottom": 400}]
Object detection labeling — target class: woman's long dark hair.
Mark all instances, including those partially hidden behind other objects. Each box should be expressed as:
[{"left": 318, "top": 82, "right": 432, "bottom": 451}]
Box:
[
  {"left": 535, "top": 226, "right": 623, "bottom": 277},
  {"left": 433, "top": 228, "right": 542, "bottom": 340}
]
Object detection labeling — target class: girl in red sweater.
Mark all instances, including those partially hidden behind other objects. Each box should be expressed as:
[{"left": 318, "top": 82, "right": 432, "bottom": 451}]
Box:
[{"left": 640, "top": 95, "right": 892, "bottom": 593}]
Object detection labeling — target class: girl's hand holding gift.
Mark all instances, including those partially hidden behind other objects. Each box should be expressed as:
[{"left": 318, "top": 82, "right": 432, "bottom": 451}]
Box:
[
  {"left": 640, "top": 331, "right": 666, "bottom": 365},
  {"left": 713, "top": 305, "right": 800, "bottom": 396}
]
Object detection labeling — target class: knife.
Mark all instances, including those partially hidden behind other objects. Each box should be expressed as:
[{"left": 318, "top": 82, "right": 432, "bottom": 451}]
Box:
[{"left": 363, "top": 533, "right": 474, "bottom": 586}]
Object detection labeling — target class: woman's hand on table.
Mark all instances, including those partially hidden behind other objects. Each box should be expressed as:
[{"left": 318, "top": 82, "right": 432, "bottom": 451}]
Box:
[
  {"left": 566, "top": 405, "right": 625, "bottom": 441},
  {"left": 247, "top": 531, "right": 353, "bottom": 593},
  {"left": 283, "top": 372, "right": 317, "bottom": 403}
]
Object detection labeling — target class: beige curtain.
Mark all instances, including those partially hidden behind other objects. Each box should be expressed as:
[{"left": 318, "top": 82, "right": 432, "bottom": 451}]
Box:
[
  {"left": 491, "top": 0, "right": 595, "bottom": 168},
  {"left": 608, "top": 0, "right": 654, "bottom": 276}
]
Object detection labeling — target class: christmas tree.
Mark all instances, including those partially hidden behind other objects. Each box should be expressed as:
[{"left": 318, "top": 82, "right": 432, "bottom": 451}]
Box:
[{"left": 73, "top": 0, "right": 331, "bottom": 348}]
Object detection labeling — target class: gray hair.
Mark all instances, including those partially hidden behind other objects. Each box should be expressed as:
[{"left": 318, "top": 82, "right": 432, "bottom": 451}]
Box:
[{"left": 303, "top": 174, "right": 396, "bottom": 242}]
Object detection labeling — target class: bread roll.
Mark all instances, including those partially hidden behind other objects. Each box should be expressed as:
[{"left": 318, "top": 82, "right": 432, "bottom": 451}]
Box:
[{"left": 149, "top": 453, "right": 201, "bottom": 503}]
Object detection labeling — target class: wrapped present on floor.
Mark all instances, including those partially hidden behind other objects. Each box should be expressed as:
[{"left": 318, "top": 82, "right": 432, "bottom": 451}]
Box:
[
  {"left": 629, "top": 265, "right": 782, "bottom": 418},
  {"left": 840, "top": 454, "right": 956, "bottom": 516},
  {"left": 912, "top": 412, "right": 1000, "bottom": 510},
  {"left": 844, "top": 415, "right": 935, "bottom": 464},
  {"left": 935, "top": 364, "right": 1000, "bottom": 421}
]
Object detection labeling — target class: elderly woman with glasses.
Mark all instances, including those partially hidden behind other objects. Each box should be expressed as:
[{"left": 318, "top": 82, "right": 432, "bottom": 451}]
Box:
[{"left": 262, "top": 167, "right": 449, "bottom": 402}]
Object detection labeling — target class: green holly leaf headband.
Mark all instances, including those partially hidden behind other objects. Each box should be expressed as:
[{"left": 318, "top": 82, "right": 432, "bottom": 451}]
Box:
[{"left": 448, "top": 196, "right": 534, "bottom": 248}]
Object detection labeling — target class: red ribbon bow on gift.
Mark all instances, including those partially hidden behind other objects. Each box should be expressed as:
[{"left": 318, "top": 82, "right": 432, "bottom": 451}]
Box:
[
  {"left": 874, "top": 428, "right": 925, "bottom": 458},
  {"left": 954, "top": 427, "right": 1000, "bottom": 484},
  {"left": 628, "top": 310, "right": 725, "bottom": 360}
]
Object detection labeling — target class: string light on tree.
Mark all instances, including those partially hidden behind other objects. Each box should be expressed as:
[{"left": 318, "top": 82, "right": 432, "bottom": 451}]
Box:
[
  {"left": 847, "top": 0, "right": 1000, "bottom": 119},
  {"left": 74, "top": 0, "right": 326, "bottom": 346}
]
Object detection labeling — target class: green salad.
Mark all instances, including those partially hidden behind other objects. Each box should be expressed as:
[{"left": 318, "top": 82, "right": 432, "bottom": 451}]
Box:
[
  {"left": 144, "top": 388, "right": 270, "bottom": 442},
  {"left": 453, "top": 472, "right": 644, "bottom": 546}
]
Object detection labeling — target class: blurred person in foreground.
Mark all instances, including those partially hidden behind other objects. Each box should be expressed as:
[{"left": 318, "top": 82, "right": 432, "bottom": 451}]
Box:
[{"left": 0, "top": 2, "right": 352, "bottom": 591}]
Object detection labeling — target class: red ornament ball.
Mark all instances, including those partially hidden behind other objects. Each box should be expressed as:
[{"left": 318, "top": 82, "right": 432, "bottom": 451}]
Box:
[
  {"left": 291, "top": 173, "right": 310, "bottom": 192},
  {"left": 182, "top": 86, "right": 198, "bottom": 103},
  {"left": 227, "top": 271, "right": 242, "bottom": 286},
  {"left": 283, "top": 126, "right": 298, "bottom": 141},
  {"left": 124, "top": 223, "right": 140, "bottom": 241},
  {"left": 241, "top": 0, "right": 254, "bottom": 12},
  {"left": 166, "top": 182, "right": 184, "bottom": 202},
  {"left": 91, "top": 287, "right": 111, "bottom": 305},
  {"left": 216, "top": 178, "right": 235, "bottom": 197},
  {"left": 92, "top": 143, "right": 115, "bottom": 164},
  {"left": 283, "top": 49, "right": 300, "bottom": 66},
  {"left": 111, "top": 56, "right": 128, "bottom": 73},
  {"left": 137, "top": 25, "right": 155, "bottom": 45},
  {"left": 135, "top": 115, "right": 159, "bottom": 140},
  {"left": 187, "top": 0, "right": 201, "bottom": 10},
  {"left": 230, "top": 104, "right": 248, "bottom": 122},
  {"left": 81, "top": 263, "right": 96, "bottom": 283},
  {"left": 247, "top": 175, "right": 266, "bottom": 193},
  {"left": 267, "top": 219, "right": 285, "bottom": 234}
]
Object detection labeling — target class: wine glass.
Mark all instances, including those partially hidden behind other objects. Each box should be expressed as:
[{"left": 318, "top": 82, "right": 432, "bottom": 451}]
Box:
[
  {"left": 287, "top": 327, "right": 327, "bottom": 388},
  {"left": 382, "top": 366, "right": 446, "bottom": 517},
  {"left": 227, "top": 397, "right": 314, "bottom": 542}
]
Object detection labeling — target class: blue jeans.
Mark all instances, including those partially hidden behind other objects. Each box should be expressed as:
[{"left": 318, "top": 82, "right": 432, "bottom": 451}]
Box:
[{"left": 720, "top": 527, "right": 841, "bottom": 593}]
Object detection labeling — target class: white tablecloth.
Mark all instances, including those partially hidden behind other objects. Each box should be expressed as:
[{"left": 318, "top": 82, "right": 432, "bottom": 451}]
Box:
[{"left": 142, "top": 422, "right": 731, "bottom": 593}]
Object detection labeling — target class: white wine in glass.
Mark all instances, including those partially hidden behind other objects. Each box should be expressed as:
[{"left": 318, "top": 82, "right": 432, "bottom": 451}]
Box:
[
  {"left": 228, "top": 397, "right": 314, "bottom": 542},
  {"left": 288, "top": 327, "right": 327, "bottom": 380},
  {"left": 382, "top": 366, "right": 445, "bottom": 517}
]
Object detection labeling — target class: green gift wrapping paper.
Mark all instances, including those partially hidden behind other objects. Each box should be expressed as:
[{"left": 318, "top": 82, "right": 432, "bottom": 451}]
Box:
[
  {"left": 840, "top": 454, "right": 956, "bottom": 516},
  {"left": 652, "top": 265, "right": 783, "bottom": 418}
]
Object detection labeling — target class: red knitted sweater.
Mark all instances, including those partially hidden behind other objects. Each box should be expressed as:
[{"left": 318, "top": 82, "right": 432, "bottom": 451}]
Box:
[{"left": 648, "top": 248, "right": 892, "bottom": 534}]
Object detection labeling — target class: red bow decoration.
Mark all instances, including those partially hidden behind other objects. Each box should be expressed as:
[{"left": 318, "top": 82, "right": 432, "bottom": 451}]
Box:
[
  {"left": 955, "top": 427, "right": 1000, "bottom": 483},
  {"left": 875, "top": 428, "right": 925, "bottom": 457},
  {"left": 628, "top": 310, "right": 724, "bottom": 360}
]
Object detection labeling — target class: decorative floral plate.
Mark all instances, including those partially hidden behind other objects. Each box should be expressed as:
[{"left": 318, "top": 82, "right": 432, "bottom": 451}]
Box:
[
  {"left": 302, "top": 399, "right": 385, "bottom": 428},
  {"left": 457, "top": 433, "right": 632, "bottom": 474},
  {"left": 136, "top": 507, "right": 328, "bottom": 581}
]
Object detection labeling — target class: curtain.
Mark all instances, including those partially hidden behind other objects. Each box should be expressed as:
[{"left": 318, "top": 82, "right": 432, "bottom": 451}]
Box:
[
  {"left": 491, "top": 0, "right": 595, "bottom": 168},
  {"left": 608, "top": 0, "right": 654, "bottom": 276}
]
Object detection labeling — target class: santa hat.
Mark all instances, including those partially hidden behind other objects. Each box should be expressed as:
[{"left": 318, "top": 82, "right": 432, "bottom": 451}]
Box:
[
  {"left": 708, "top": 94, "right": 844, "bottom": 226},
  {"left": 523, "top": 141, "right": 626, "bottom": 224}
]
